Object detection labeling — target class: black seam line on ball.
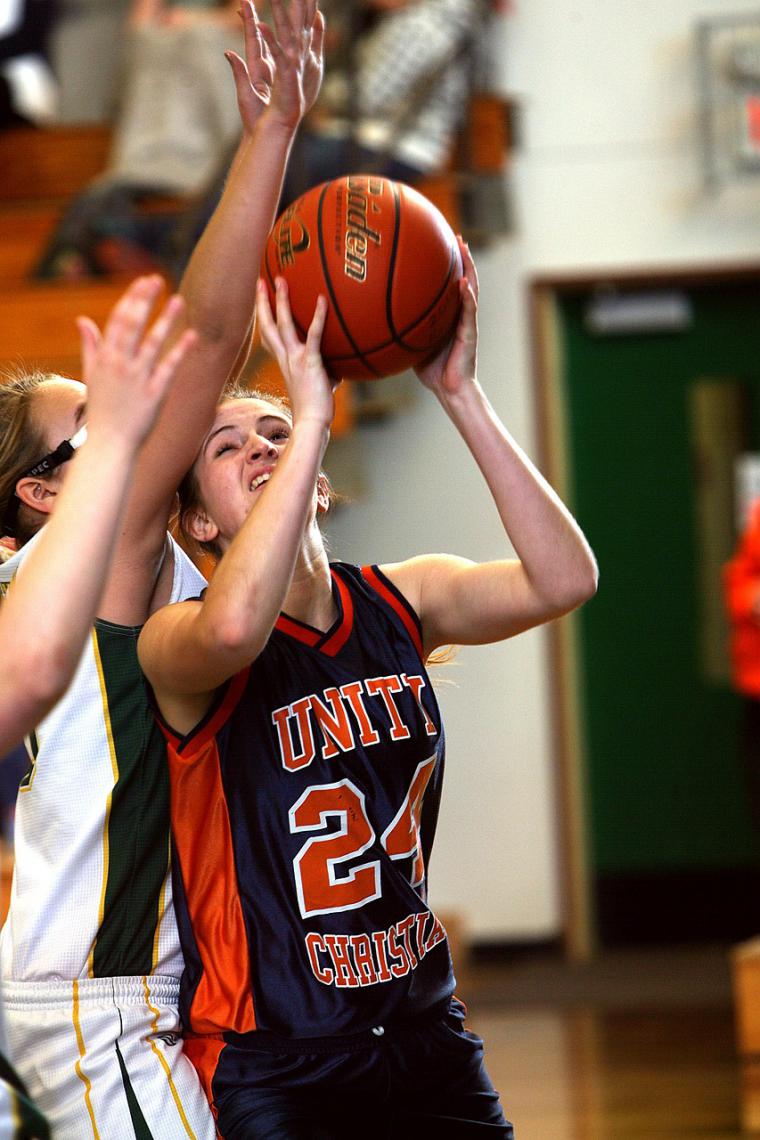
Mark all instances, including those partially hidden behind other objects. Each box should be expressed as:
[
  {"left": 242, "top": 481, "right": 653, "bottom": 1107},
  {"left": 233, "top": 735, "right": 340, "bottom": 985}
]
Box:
[{"left": 318, "top": 179, "right": 382, "bottom": 378}]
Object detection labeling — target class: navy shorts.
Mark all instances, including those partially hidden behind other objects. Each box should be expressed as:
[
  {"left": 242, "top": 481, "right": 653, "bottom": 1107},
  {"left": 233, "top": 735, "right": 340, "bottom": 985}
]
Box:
[{"left": 205, "top": 999, "right": 514, "bottom": 1139}]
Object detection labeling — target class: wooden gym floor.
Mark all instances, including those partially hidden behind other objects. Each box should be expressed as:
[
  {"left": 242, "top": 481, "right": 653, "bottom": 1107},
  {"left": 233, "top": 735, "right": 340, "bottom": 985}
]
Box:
[{"left": 459, "top": 943, "right": 742, "bottom": 1139}]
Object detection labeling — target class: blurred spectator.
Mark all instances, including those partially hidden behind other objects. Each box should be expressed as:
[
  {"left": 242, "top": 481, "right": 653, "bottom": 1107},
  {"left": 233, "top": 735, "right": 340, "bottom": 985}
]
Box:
[
  {"left": 34, "top": 0, "right": 242, "bottom": 280},
  {"left": 0, "top": 0, "right": 59, "bottom": 127},
  {"left": 110, "top": 0, "right": 241, "bottom": 197},
  {"left": 281, "top": 0, "right": 479, "bottom": 206}
]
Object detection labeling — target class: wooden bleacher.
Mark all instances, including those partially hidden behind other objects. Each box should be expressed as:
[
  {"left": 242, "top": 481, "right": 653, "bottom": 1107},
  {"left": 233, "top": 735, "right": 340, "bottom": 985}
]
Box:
[
  {"left": 0, "top": 125, "right": 354, "bottom": 435},
  {"left": 733, "top": 939, "right": 760, "bottom": 1132},
  {"left": 0, "top": 99, "right": 513, "bottom": 421},
  {"left": 0, "top": 126, "right": 135, "bottom": 377},
  {"left": 0, "top": 125, "right": 111, "bottom": 204}
]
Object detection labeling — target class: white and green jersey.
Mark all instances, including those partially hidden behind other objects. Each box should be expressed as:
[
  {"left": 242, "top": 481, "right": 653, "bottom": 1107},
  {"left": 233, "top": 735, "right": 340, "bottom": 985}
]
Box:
[{"left": 0, "top": 535, "right": 206, "bottom": 984}]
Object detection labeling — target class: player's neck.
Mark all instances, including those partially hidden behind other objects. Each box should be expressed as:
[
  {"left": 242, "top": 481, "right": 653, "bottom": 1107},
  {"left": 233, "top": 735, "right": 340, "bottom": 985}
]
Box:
[{"left": 283, "top": 544, "right": 335, "bottom": 632}]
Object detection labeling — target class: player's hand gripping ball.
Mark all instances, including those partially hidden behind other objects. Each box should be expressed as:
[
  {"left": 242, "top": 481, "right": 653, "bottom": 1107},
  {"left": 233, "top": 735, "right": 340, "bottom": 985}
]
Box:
[{"left": 262, "top": 175, "right": 463, "bottom": 381}]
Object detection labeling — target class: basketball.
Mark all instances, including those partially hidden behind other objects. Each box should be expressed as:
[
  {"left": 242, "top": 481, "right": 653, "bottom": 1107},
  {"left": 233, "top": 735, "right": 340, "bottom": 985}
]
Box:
[{"left": 262, "top": 175, "right": 463, "bottom": 381}]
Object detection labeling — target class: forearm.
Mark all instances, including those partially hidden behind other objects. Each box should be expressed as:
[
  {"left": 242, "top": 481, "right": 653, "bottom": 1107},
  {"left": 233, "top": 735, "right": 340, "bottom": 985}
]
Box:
[
  {"left": 120, "top": 114, "right": 297, "bottom": 551},
  {"left": 195, "top": 419, "right": 330, "bottom": 670},
  {"left": 0, "top": 436, "right": 138, "bottom": 740},
  {"left": 440, "top": 380, "right": 598, "bottom": 610},
  {"left": 179, "top": 114, "right": 294, "bottom": 346}
]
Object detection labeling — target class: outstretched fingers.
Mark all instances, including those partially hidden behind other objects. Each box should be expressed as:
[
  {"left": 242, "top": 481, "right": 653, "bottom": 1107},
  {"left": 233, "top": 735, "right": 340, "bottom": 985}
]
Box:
[
  {"left": 277, "top": 0, "right": 306, "bottom": 52},
  {"left": 458, "top": 236, "right": 479, "bottom": 304},
  {"left": 145, "top": 327, "right": 199, "bottom": 405},
  {"left": 305, "top": 294, "right": 327, "bottom": 355},
  {"left": 240, "top": 0, "right": 274, "bottom": 88},
  {"left": 272, "top": 277, "right": 302, "bottom": 349},
  {"left": 133, "top": 293, "right": 187, "bottom": 377},
  {"left": 240, "top": 0, "right": 260, "bottom": 56},
  {"left": 310, "top": 9, "right": 325, "bottom": 60},
  {"left": 75, "top": 316, "right": 102, "bottom": 384},
  {"left": 454, "top": 237, "right": 478, "bottom": 348},
  {"left": 79, "top": 277, "right": 200, "bottom": 450},
  {"left": 255, "top": 279, "right": 328, "bottom": 374},
  {"left": 255, "top": 0, "right": 323, "bottom": 123},
  {"left": 100, "top": 275, "right": 165, "bottom": 358},
  {"left": 255, "top": 278, "right": 285, "bottom": 361},
  {"left": 226, "top": 1, "right": 275, "bottom": 131}
]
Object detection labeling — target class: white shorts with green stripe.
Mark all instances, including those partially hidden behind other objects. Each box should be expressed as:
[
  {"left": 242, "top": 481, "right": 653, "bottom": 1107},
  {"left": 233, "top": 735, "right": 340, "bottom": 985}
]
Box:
[{"left": 2, "top": 976, "right": 215, "bottom": 1139}]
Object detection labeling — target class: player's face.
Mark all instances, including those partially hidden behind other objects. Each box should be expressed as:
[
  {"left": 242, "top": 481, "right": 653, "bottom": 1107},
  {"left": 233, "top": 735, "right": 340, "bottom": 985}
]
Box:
[
  {"left": 29, "top": 379, "right": 88, "bottom": 488},
  {"left": 194, "top": 397, "right": 294, "bottom": 544},
  {"left": 32, "top": 378, "right": 86, "bottom": 444}
]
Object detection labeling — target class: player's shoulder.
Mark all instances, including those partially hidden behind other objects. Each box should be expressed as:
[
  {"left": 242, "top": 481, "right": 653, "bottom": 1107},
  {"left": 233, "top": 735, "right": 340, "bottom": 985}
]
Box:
[{"left": 378, "top": 553, "right": 473, "bottom": 595}]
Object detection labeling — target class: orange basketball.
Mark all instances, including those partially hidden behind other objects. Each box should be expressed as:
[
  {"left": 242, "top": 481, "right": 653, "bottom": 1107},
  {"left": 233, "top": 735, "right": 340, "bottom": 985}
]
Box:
[{"left": 262, "top": 174, "right": 463, "bottom": 381}]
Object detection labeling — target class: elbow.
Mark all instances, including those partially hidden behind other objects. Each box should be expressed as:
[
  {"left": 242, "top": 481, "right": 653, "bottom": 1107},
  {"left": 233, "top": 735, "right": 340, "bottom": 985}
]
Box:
[
  {"left": 200, "top": 608, "right": 263, "bottom": 664},
  {"left": 188, "top": 314, "right": 232, "bottom": 350},
  {"left": 549, "top": 557, "right": 599, "bottom": 617},
  {"left": 14, "top": 643, "right": 73, "bottom": 721},
  {"left": 576, "top": 558, "right": 600, "bottom": 606},
  {"left": 202, "top": 613, "right": 247, "bottom": 656},
  {"left": 570, "top": 557, "right": 600, "bottom": 610}
]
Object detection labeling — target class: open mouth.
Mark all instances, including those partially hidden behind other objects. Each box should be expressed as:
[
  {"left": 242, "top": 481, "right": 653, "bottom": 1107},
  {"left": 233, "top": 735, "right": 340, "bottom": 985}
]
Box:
[{"left": 250, "top": 471, "right": 272, "bottom": 492}]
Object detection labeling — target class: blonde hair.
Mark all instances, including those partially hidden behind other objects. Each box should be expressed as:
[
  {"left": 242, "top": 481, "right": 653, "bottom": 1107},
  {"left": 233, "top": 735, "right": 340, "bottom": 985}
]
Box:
[{"left": 0, "top": 370, "right": 56, "bottom": 545}]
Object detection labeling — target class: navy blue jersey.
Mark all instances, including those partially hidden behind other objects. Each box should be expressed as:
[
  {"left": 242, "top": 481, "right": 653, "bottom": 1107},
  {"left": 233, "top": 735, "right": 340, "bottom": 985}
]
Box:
[{"left": 160, "top": 563, "right": 454, "bottom": 1040}]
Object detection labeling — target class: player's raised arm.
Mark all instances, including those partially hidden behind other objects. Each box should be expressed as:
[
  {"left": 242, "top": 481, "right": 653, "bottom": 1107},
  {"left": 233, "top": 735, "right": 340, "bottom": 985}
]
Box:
[
  {"left": 0, "top": 278, "right": 196, "bottom": 753},
  {"left": 139, "top": 279, "right": 335, "bottom": 710},
  {"left": 103, "top": 0, "right": 325, "bottom": 624},
  {"left": 384, "top": 241, "right": 598, "bottom": 659}
]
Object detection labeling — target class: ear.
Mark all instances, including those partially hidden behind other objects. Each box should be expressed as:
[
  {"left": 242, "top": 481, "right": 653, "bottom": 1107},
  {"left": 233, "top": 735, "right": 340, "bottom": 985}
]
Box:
[
  {"left": 185, "top": 505, "right": 220, "bottom": 545},
  {"left": 316, "top": 473, "right": 330, "bottom": 515},
  {"left": 14, "top": 476, "right": 58, "bottom": 519}
]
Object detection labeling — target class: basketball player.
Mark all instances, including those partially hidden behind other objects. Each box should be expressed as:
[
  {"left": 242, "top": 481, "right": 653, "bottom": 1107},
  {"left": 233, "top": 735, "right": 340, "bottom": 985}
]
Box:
[
  {"left": 137, "top": 249, "right": 598, "bottom": 1138},
  {"left": 0, "top": 1, "right": 325, "bottom": 1135},
  {"left": 0, "top": 276, "right": 195, "bottom": 753},
  {"left": 0, "top": 277, "right": 195, "bottom": 1139}
]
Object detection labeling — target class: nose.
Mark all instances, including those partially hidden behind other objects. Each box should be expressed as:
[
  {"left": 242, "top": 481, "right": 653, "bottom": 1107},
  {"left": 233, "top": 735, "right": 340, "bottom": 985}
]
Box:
[{"left": 248, "top": 434, "right": 278, "bottom": 460}]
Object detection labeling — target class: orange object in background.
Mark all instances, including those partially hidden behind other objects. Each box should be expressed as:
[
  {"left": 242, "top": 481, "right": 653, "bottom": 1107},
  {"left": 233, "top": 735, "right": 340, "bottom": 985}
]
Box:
[{"left": 724, "top": 497, "right": 760, "bottom": 698}]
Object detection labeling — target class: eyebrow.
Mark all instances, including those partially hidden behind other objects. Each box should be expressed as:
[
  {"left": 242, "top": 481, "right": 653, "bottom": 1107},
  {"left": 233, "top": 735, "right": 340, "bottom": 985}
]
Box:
[
  {"left": 258, "top": 414, "right": 291, "bottom": 432},
  {"left": 203, "top": 423, "right": 238, "bottom": 454},
  {"left": 203, "top": 414, "right": 290, "bottom": 456}
]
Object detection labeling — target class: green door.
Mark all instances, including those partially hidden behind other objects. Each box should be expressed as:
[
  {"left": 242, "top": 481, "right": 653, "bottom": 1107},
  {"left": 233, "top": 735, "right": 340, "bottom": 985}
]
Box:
[{"left": 558, "top": 282, "right": 760, "bottom": 944}]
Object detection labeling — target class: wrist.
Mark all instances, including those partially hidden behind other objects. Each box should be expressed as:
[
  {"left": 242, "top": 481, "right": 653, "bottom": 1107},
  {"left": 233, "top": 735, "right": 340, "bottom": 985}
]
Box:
[
  {"left": 257, "top": 106, "right": 301, "bottom": 140},
  {"left": 80, "top": 428, "right": 142, "bottom": 468},
  {"left": 436, "top": 374, "right": 483, "bottom": 416},
  {"left": 291, "top": 415, "right": 332, "bottom": 442}
]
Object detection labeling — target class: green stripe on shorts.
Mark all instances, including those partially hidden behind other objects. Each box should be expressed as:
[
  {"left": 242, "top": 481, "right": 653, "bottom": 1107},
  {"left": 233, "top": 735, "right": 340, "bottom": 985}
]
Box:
[{"left": 115, "top": 1041, "right": 154, "bottom": 1139}]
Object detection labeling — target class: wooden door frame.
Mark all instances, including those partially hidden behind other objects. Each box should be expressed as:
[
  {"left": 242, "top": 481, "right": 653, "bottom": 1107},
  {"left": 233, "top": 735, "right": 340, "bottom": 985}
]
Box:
[{"left": 529, "top": 259, "right": 760, "bottom": 960}]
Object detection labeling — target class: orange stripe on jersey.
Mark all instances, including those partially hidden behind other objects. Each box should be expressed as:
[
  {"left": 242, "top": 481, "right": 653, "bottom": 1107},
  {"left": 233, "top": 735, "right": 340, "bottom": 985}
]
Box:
[
  {"left": 321, "top": 571, "right": 354, "bottom": 657},
  {"left": 360, "top": 566, "right": 423, "bottom": 660},
  {"left": 183, "top": 668, "right": 250, "bottom": 756},
  {"left": 164, "top": 693, "right": 256, "bottom": 1035},
  {"left": 183, "top": 1035, "right": 226, "bottom": 1131},
  {"left": 275, "top": 614, "right": 321, "bottom": 646}
]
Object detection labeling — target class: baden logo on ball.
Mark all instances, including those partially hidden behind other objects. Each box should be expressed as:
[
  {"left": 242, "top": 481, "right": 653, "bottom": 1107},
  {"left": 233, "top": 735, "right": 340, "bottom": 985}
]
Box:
[{"left": 263, "top": 175, "right": 463, "bottom": 381}]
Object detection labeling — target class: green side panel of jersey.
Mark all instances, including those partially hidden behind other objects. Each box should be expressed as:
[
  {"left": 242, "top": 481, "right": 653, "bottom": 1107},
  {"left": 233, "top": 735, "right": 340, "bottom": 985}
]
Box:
[{"left": 91, "top": 622, "right": 172, "bottom": 978}]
